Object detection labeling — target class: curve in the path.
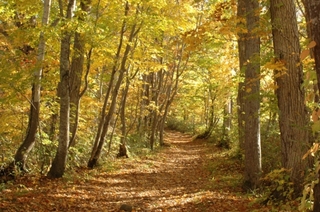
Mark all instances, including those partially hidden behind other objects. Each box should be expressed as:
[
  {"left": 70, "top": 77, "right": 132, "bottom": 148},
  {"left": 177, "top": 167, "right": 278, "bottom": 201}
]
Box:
[
  {"left": 67, "top": 131, "right": 253, "bottom": 212},
  {"left": 0, "top": 131, "right": 264, "bottom": 212}
]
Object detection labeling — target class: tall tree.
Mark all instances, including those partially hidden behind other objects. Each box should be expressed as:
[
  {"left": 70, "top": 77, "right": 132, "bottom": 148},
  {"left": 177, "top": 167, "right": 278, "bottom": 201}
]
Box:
[
  {"left": 270, "top": 0, "right": 310, "bottom": 194},
  {"left": 88, "top": 2, "right": 141, "bottom": 168},
  {"left": 47, "top": 0, "right": 76, "bottom": 178},
  {"left": 236, "top": 0, "right": 246, "bottom": 152},
  {"left": 117, "top": 72, "right": 131, "bottom": 158},
  {"left": 301, "top": 1, "right": 320, "bottom": 210},
  {"left": 10, "top": 0, "right": 51, "bottom": 172},
  {"left": 69, "top": 0, "right": 92, "bottom": 148},
  {"left": 243, "top": 0, "right": 261, "bottom": 190},
  {"left": 308, "top": 2, "right": 320, "bottom": 95}
]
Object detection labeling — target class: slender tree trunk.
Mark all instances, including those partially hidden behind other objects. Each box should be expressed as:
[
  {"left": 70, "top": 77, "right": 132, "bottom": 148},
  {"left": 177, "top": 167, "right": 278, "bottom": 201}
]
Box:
[
  {"left": 220, "top": 98, "right": 232, "bottom": 148},
  {"left": 117, "top": 75, "right": 130, "bottom": 158},
  {"left": 88, "top": 61, "right": 126, "bottom": 167},
  {"left": 203, "top": 89, "right": 217, "bottom": 138},
  {"left": 10, "top": 0, "right": 51, "bottom": 172},
  {"left": 159, "top": 46, "right": 187, "bottom": 144},
  {"left": 88, "top": 5, "right": 141, "bottom": 167},
  {"left": 47, "top": 0, "right": 75, "bottom": 178},
  {"left": 143, "top": 74, "right": 151, "bottom": 133},
  {"left": 149, "top": 71, "right": 161, "bottom": 150},
  {"left": 226, "top": 99, "right": 232, "bottom": 129},
  {"left": 270, "top": 0, "right": 309, "bottom": 194},
  {"left": 88, "top": 5, "right": 129, "bottom": 166},
  {"left": 117, "top": 64, "right": 139, "bottom": 156},
  {"left": 243, "top": 0, "right": 261, "bottom": 190},
  {"left": 90, "top": 63, "right": 118, "bottom": 161},
  {"left": 159, "top": 84, "right": 177, "bottom": 145},
  {"left": 69, "top": 0, "right": 91, "bottom": 148},
  {"left": 158, "top": 80, "right": 171, "bottom": 145}
]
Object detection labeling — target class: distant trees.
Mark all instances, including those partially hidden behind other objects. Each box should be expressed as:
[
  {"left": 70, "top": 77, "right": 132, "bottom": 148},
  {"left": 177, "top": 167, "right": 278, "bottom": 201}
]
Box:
[
  {"left": 0, "top": 0, "right": 209, "bottom": 180},
  {"left": 0, "top": 1, "right": 319, "bottom": 209}
]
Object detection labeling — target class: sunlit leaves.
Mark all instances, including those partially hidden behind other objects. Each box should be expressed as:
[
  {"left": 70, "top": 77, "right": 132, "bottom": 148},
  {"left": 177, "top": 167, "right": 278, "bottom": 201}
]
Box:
[{"left": 264, "top": 58, "right": 287, "bottom": 71}]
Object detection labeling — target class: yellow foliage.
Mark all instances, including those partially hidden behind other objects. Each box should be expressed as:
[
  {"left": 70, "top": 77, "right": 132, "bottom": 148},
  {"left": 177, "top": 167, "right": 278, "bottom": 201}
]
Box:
[
  {"left": 303, "top": 142, "right": 320, "bottom": 159},
  {"left": 264, "top": 58, "right": 287, "bottom": 71}
]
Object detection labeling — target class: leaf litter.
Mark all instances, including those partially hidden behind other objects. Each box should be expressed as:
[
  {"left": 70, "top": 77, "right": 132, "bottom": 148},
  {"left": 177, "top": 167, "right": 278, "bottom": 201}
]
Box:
[{"left": 0, "top": 131, "right": 271, "bottom": 211}]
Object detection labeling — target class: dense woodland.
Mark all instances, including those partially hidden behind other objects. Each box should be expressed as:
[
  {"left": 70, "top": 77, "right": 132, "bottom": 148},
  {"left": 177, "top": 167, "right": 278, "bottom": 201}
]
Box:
[{"left": 1, "top": 0, "right": 320, "bottom": 211}]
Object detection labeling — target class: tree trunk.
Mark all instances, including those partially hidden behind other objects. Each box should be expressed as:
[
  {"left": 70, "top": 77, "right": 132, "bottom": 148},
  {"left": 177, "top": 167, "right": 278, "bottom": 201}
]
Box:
[
  {"left": 88, "top": 5, "right": 141, "bottom": 167},
  {"left": 159, "top": 44, "right": 187, "bottom": 144},
  {"left": 159, "top": 83, "right": 177, "bottom": 145},
  {"left": 88, "top": 61, "right": 126, "bottom": 167},
  {"left": 69, "top": 0, "right": 91, "bottom": 148},
  {"left": 302, "top": 1, "right": 320, "bottom": 210},
  {"left": 140, "top": 74, "right": 151, "bottom": 135},
  {"left": 117, "top": 75, "right": 130, "bottom": 158},
  {"left": 149, "top": 71, "right": 161, "bottom": 150},
  {"left": 270, "top": 0, "right": 309, "bottom": 194},
  {"left": 220, "top": 98, "right": 232, "bottom": 148},
  {"left": 206, "top": 89, "right": 217, "bottom": 138},
  {"left": 69, "top": 32, "right": 84, "bottom": 148},
  {"left": 10, "top": 0, "right": 51, "bottom": 172},
  {"left": 88, "top": 3, "right": 129, "bottom": 168},
  {"left": 243, "top": 0, "right": 261, "bottom": 190},
  {"left": 236, "top": 0, "right": 246, "bottom": 152},
  {"left": 47, "top": 0, "right": 75, "bottom": 178},
  {"left": 309, "top": 2, "right": 320, "bottom": 95},
  {"left": 315, "top": 167, "right": 320, "bottom": 211},
  {"left": 159, "top": 85, "right": 173, "bottom": 146}
]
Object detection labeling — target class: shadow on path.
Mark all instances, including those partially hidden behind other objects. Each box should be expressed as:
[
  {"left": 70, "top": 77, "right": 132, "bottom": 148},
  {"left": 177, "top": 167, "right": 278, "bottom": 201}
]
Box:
[{"left": 0, "top": 131, "right": 267, "bottom": 212}]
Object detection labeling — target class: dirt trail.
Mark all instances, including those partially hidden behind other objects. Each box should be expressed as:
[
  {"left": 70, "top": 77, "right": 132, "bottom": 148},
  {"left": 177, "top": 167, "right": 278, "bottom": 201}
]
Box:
[{"left": 0, "top": 131, "right": 266, "bottom": 212}]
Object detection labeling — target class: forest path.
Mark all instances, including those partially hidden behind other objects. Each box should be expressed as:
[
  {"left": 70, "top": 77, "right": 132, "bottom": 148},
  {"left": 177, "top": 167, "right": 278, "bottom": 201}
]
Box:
[{"left": 0, "top": 131, "right": 268, "bottom": 212}]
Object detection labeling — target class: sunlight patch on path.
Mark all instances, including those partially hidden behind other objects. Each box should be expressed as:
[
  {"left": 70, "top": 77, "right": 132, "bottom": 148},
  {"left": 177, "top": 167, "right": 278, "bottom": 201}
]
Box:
[{"left": 0, "top": 131, "right": 270, "bottom": 212}]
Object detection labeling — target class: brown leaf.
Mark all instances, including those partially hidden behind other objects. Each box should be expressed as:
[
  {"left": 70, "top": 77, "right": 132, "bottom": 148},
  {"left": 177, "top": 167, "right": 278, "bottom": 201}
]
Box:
[
  {"left": 300, "top": 49, "right": 309, "bottom": 60},
  {"left": 308, "top": 41, "right": 317, "bottom": 48}
]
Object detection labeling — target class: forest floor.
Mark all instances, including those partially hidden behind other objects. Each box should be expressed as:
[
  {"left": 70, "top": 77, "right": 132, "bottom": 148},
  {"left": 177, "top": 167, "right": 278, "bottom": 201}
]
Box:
[{"left": 0, "top": 131, "right": 274, "bottom": 212}]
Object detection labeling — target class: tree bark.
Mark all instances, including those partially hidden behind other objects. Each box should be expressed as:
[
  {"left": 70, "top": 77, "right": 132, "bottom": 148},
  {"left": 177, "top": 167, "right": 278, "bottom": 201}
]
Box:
[
  {"left": 243, "top": 0, "right": 261, "bottom": 190},
  {"left": 309, "top": 2, "right": 320, "bottom": 94},
  {"left": 47, "top": 0, "right": 75, "bottom": 178},
  {"left": 149, "top": 71, "right": 161, "bottom": 150},
  {"left": 236, "top": 0, "right": 246, "bottom": 153},
  {"left": 117, "top": 74, "right": 130, "bottom": 158},
  {"left": 11, "top": 0, "right": 51, "bottom": 172},
  {"left": 69, "top": 0, "right": 91, "bottom": 148},
  {"left": 270, "top": 0, "right": 310, "bottom": 194},
  {"left": 301, "top": 1, "right": 320, "bottom": 210}
]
